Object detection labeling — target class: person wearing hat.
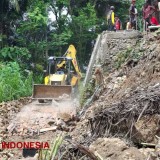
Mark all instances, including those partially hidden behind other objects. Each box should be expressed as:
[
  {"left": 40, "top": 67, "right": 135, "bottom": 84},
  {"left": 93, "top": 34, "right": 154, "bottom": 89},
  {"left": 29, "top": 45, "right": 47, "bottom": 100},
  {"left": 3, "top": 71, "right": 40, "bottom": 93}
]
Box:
[
  {"left": 129, "top": 0, "right": 136, "bottom": 29},
  {"left": 107, "top": 6, "right": 115, "bottom": 31}
]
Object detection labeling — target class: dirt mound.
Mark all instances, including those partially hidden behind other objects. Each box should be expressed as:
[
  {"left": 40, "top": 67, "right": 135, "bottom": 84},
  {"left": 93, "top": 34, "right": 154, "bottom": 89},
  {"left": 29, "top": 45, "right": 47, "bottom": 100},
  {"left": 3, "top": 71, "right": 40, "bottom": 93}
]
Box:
[
  {"left": 89, "top": 138, "right": 146, "bottom": 160},
  {"left": 70, "top": 32, "right": 160, "bottom": 159},
  {"left": 0, "top": 98, "right": 31, "bottom": 159},
  {"left": 81, "top": 33, "right": 160, "bottom": 140}
]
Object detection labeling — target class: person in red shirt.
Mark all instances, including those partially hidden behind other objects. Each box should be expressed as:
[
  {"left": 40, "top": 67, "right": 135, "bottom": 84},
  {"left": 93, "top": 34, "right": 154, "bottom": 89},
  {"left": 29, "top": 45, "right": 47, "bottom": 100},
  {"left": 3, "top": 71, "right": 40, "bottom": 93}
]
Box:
[
  {"left": 142, "top": 2, "right": 156, "bottom": 30},
  {"left": 115, "top": 16, "right": 121, "bottom": 30},
  {"left": 150, "top": 15, "right": 159, "bottom": 25},
  {"left": 147, "top": 13, "right": 160, "bottom": 31}
]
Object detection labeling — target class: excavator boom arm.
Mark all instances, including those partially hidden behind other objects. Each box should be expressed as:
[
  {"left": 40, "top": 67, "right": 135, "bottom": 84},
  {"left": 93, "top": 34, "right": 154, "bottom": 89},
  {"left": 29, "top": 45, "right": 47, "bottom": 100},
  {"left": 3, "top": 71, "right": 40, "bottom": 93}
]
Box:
[{"left": 57, "top": 45, "right": 82, "bottom": 78}]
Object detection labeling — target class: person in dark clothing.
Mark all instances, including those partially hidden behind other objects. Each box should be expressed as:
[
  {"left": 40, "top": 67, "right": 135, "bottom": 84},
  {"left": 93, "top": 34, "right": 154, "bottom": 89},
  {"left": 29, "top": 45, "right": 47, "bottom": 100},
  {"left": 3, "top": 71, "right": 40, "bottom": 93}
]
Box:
[
  {"left": 107, "top": 6, "right": 115, "bottom": 31},
  {"left": 129, "top": 0, "right": 136, "bottom": 29}
]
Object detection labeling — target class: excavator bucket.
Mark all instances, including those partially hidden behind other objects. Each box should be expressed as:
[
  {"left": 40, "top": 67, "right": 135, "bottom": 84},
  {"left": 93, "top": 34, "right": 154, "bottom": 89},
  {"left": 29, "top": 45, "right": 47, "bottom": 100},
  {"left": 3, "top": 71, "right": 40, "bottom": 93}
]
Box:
[{"left": 32, "top": 84, "right": 72, "bottom": 100}]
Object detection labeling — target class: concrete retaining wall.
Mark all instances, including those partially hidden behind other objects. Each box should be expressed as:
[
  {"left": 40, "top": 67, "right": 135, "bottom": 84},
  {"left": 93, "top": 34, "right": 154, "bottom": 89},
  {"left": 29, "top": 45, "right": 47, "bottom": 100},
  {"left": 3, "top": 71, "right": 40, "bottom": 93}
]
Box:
[{"left": 83, "top": 30, "right": 141, "bottom": 87}]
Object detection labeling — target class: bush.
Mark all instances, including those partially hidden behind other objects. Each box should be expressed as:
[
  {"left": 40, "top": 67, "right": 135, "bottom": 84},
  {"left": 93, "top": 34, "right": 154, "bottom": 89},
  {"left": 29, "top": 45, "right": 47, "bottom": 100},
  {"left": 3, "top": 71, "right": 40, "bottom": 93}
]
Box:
[
  {"left": 115, "top": 48, "right": 131, "bottom": 69},
  {"left": 0, "top": 62, "right": 32, "bottom": 102},
  {"left": 0, "top": 46, "right": 31, "bottom": 62}
]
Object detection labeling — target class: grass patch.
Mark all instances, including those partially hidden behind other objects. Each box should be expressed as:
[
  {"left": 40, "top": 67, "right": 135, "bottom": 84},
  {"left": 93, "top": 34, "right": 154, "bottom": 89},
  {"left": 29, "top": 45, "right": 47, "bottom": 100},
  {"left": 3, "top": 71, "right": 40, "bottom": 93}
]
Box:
[{"left": 0, "top": 62, "right": 33, "bottom": 102}]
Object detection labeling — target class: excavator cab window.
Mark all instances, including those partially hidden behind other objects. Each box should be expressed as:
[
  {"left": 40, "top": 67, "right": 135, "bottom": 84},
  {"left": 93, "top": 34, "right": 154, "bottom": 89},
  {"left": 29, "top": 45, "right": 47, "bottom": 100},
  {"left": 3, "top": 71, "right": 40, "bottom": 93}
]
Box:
[
  {"left": 48, "top": 58, "right": 57, "bottom": 74},
  {"left": 57, "top": 63, "right": 66, "bottom": 73}
]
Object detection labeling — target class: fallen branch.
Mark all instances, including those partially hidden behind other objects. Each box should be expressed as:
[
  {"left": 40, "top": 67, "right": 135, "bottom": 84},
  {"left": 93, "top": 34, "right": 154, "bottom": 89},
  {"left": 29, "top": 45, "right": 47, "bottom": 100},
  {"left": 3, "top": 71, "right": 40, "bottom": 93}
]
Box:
[
  {"left": 95, "top": 151, "right": 104, "bottom": 160},
  {"left": 87, "top": 86, "right": 160, "bottom": 140},
  {"left": 141, "top": 142, "right": 156, "bottom": 147},
  {"left": 80, "top": 84, "right": 103, "bottom": 117},
  {"left": 136, "top": 102, "right": 149, "bottom": 122},
  {"left": 68, "top": 140, "right": 98, "bottom": 160},
  {"left": 39, "top": 126, "right": 57, "bottom": 133}
]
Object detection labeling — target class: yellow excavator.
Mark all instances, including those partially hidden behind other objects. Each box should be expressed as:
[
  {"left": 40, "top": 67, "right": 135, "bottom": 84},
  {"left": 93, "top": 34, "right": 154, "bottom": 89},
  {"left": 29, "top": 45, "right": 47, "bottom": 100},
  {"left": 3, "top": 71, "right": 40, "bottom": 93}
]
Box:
[{"left": 32, "top": 45, "right": 82, "bottom": 102}]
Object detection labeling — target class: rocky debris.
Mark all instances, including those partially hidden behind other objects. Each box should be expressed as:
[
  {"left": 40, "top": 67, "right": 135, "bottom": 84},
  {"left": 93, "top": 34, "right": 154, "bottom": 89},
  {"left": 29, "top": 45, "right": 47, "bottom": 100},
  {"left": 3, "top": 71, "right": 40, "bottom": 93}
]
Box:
[
  {"left": 57, "top": 93, "right": 70, "bottom": 101},
  {"left": 0, "top": 98, "right": 31, "bottom": 144},
  {"left": 0, "top": 150, "right": 15, "bottom": 160},
  {"left": 92, "top": 66, "right": 104, "bottom": 86},
  {"left": 71, "top": 119, "right": 90, "bottom": 143},
  {"left": 0, "top": 97, "right": 78, "bottom": 159},
  {"left": 89, "top": 138, "right": 146, "bottom": 160},
  {"left": 139, "top": 148, "right": 155, "bottom": 159},
  {"left": 5, "top": 99, "right": 78, "bottom": 137},
  {"left": 6, "top": 116, "right": 76, "bottom": 137},
  {"left": 80, "top": 32, "right": 160, "bottom": 141},
  {"left": 134, "top": 115, "right": 160, "bottom": 143},
  {"left": 120, "top": 147, "right": 146, "bottom": 160}
]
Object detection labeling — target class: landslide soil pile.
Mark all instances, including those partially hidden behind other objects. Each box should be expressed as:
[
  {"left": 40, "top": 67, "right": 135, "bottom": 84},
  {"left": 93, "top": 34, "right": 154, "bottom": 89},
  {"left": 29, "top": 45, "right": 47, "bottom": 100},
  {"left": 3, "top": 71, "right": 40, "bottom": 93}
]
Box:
[{"left": 70, "top": 32, "right": 160, "bottom": 159}]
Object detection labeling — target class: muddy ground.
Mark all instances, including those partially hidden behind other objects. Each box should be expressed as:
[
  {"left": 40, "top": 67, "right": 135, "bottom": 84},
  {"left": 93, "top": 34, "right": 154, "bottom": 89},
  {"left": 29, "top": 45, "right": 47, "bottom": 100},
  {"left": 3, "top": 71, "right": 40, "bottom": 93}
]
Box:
[{"left": 0, "top": 31, "right": 160, "bottom": 160}]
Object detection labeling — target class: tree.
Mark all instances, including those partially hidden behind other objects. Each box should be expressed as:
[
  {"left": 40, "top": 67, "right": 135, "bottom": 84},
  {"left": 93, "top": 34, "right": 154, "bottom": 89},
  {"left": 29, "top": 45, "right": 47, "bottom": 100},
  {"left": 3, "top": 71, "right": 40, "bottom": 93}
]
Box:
[
  {"left": 1, "top": 0, "right": 131, "bottom": 66},
  {"left": 70, "top": 3, "right": 97, "bottom": 62},
  {"left": 15, "top": 0, "right": 48, "bottom": 63}
]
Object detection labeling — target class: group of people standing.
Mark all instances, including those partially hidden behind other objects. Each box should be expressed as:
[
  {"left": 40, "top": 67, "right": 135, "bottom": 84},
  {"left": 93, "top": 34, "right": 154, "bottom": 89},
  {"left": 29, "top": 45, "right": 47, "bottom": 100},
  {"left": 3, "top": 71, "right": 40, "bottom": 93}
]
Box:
[
  {"left": 107, "top": 0, "right": 160, "bottom": 31},
  {"left": 107, "top": 6, "right": 121, "bottom": 31},
  {"left": 142, "top": 0, "right": 160, "bottom": 30}
]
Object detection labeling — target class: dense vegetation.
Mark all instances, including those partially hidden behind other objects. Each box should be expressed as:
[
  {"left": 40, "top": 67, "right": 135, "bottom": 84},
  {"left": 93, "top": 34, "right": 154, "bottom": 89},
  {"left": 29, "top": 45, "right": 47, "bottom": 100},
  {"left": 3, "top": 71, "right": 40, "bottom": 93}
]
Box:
[
  {"left": 0, "top": 62, "right": 32, "bottom": 102},
  {"left": 0, "top": 0, "right": 144, "bottom": 102}
]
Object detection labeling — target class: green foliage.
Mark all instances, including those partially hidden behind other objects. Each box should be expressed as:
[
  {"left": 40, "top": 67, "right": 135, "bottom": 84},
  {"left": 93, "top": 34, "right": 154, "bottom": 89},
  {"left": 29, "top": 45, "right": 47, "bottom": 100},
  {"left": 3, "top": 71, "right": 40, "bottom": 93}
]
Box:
[
  {"left": 80, "top": 79, "right": 95, "bottom": 106},
  {"left": 0, "top": 46, "right": 31, "bottom": 62},
  {"left": 51, "top": 30, "right": 73, "bottom": 48},
  {"left": 136, "top": 0, "right": 144, "bottom": 11},
  {"left": 115, "top": 48, "right": 131, "bottom": 69},
  {"left": 0, "top": 62, "right": 32, "bottom": 102},
  {"left": 114, "top": 46, "right": 143, "bottom": 69},
  {"left": 73, "top": 3, "right": 97, "bottom": 30},
  {"left": 71, "top": 3, "right": 98, "bottom": 61},
  {"left": 136, "top": 0, "right": 144, "bottom": 31},
  {"left": 38, "top": 134, "right": 63, "bottom": 160},
  {"left": 33, "top": 74, "right": 44, "bottom": 84},
  {"left": 28, "top": 7, "right": 47, "bottom": 25},
  {"left": 15, "top": 0, "right": 49, "bottom": 63},
  {"left": 0, "top": 34, "right": 7, "bottom": 48},
  {"left": 35, "top": 64, "right": 44, "bottom": 72}
]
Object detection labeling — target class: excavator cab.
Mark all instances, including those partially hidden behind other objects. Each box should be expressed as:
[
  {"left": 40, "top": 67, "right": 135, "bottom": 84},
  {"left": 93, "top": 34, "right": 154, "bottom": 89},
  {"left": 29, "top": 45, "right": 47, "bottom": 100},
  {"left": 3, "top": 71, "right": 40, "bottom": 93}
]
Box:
[
  {"left": 44, "top": 56, "right": 74, "bottom": 86},
  {"left": 32, "top": 45, "right": 81, "bottom": 102}
]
